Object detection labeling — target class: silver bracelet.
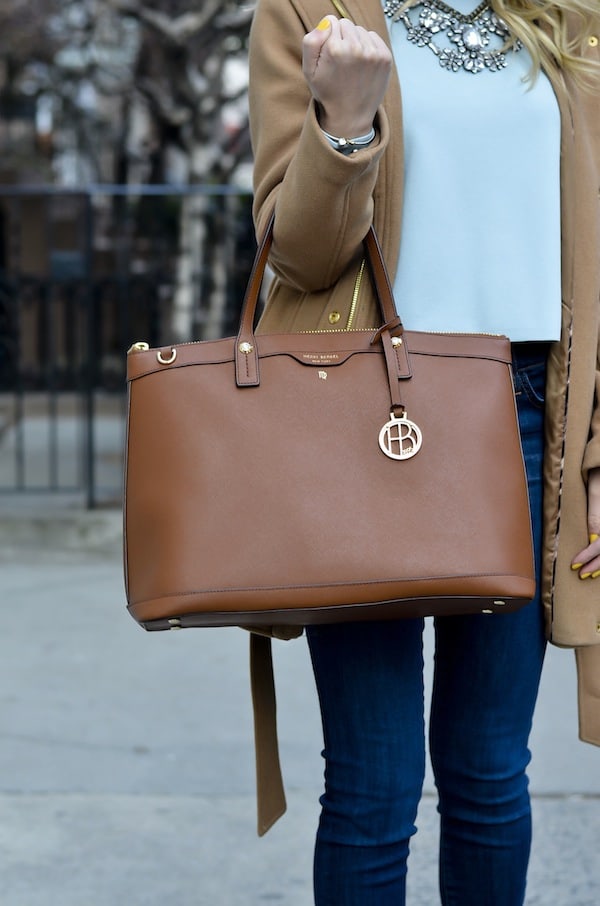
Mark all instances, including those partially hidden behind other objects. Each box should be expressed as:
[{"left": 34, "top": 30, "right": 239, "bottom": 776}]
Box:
[{"left": 321, "top": 127, "right": 376, "bottom": 155}]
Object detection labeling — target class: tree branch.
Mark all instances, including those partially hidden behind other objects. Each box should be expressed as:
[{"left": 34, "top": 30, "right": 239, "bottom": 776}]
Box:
[{"left": 109, "top": 0, "right": 223, "bottom": 45}]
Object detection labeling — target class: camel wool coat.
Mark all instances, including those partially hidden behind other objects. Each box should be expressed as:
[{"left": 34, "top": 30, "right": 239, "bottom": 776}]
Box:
[{"left": 249, "top": 0, "right": 600, "bottom": 744}]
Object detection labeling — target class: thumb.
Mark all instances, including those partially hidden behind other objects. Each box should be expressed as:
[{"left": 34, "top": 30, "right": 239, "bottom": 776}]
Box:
[
  {"left": 302, "top": 16, "right": 335, "bottom": 73},
  {"left": 588, "top": 468, "right": 600, "bottom": 538}
]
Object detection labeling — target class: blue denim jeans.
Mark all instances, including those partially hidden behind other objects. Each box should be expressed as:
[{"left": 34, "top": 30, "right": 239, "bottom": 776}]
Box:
[{"left": 306, "top": 344, "right": 548, "bottom": 905}]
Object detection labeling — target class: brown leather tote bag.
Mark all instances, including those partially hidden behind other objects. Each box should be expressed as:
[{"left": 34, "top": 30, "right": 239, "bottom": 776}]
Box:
[{"left": 124, "top": 219, "right": 535, "bottom": 632}]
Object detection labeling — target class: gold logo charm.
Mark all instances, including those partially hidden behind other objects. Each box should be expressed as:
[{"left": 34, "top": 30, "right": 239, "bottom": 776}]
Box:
[
  {"left": 318, "top": 370, "right": 328, "bottom": 380},
  {"left": 379, "top": 412, "right": 423, "bottom": 461}
]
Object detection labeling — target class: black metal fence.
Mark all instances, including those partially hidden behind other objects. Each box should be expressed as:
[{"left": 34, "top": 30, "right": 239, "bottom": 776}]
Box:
[{"left": 0, "top": 185, "right": 254, "bottom": 506}]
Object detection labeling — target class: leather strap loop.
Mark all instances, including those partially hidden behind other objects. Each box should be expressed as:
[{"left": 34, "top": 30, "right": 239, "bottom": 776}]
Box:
[
  {"left": 235, "top": 215, "right": 404, "bottom": 387},
  {"left": 370, "top": 315, "right": 403, "bottom": 346},
  {"left": 381, "top": 331, "right": 408, "bottom": 413}
]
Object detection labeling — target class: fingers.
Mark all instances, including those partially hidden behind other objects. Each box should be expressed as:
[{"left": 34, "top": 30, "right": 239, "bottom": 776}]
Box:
[
  {"left": 302, "top": 16, "right": 335, "bottom": 72},
  {"left": 303, "top": 17, "right": 384, "bottom": 77},
  {"left": 334, "top": 17, "right": 386, "bottom": 55},
  {"left": 304, "top": 17, "right": 389, "bottom": 63},
  {"left": 571, "top": 533, "right": 600, "bottom": 579},
  {"left": 302, "top": 17, "right": 392, "bottom": 139},
  {"left": 587, "top": 467, "right": 600, "bottom": 538},
  {"left": 572, "top": 469, "right": 600, "bottom": 578}
]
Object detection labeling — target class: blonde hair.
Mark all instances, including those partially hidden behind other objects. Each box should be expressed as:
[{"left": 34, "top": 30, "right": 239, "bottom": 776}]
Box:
[{"left": 400, "top": 0, "right": 600, "bottom": 84}]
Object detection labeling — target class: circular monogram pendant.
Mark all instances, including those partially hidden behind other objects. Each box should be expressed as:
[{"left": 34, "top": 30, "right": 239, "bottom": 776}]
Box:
[{"left": 379, "top": 413, "right": 423, "bottom": 461}]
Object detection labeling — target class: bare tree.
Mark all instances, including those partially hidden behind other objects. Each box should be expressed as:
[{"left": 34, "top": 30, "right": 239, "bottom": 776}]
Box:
[
  {"left": 107, "top": 0, "right": 255, "bottom": 339},
  {"left": 106, "top": 0, "right": 254, "bottom": 184},
  {"left": 0, "top": 0, "right": 61, "bottom": 176},
  {"left": 2, "top": 0, "right": 254, "bottom": 182},
  {"left": 0, "top": 0, "right": 140, "bottom": 182},
  {"left": 1, "top": 0, "right": 256, "bottom": 339}
]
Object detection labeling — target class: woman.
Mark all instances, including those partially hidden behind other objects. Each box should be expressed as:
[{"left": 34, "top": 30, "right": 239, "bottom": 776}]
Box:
[{"left": 248, "top": 1, "right": 600, "bottom": 903}]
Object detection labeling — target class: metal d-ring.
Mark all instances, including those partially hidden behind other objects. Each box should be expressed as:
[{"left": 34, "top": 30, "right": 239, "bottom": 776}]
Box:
[{"left": 157, "top": 348, "right": 177, "bottom": 365}]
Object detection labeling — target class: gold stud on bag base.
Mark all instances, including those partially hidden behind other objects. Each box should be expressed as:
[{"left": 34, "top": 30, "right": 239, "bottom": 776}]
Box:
[
  {"left": 155, "top": 599, "right": 511, "bottom": 628},
  {"left": 124, "top": 216, "right": 535, "bottom": 633}
]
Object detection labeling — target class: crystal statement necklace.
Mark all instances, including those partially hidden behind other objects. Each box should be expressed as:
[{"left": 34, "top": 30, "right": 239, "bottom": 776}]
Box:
[{"left": 382, "top": 0, "right": 521, "bottom": 74}]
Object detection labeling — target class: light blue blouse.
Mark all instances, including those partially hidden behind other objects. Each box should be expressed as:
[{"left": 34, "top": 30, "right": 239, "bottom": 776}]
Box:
[{"left": 385, "top": 1, "right": 562, "bottom": 341}]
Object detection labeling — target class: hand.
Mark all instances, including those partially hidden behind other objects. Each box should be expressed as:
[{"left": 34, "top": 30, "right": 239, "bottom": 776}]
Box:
[
  {"left": 571, "top": 467, "right": 600, "bottom": 579},
  {"left": 302, "top": 16, "right": 392, "bottom": 139}
]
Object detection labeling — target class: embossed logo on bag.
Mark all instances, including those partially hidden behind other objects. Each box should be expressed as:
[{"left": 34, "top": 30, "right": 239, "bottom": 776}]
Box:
[
  {"left": 301, "top": 353, "right": 340, "bottom": 365},
  {"left": 379, "top": 412, "right": 422, "bottom": 461}
]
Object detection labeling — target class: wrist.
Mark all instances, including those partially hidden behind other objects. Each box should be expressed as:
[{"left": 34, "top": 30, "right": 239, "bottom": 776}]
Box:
[
  {"left": 316, "top": 103, "right": 375, "bottom": 141},
  {"left": 321, "top": 127, "right": 376, "bottom": 155}
]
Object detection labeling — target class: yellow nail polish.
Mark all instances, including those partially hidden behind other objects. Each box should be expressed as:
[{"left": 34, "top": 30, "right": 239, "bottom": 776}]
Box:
[
  {"left": 580, "top": 573, "right": 592, "bottom": 580},
  {"left": 571, "top": 563, "right": 583, "bottom": 570},
  {"left": 590, "top": 533, "right": 599, "bottom": 542},
  {"left": 592, "top": 571, "right": 600, "bottom": 579},
  {"left": 317, "top": 17, "right": 331, "bottom": 30}
]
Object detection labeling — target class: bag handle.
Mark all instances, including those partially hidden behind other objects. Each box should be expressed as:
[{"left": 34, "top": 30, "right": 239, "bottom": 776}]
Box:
[{"left": 235, "top": 215, "right": 405, "bottom": 387}]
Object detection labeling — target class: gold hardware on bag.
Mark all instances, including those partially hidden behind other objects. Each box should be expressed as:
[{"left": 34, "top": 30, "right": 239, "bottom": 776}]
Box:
[
  {"left": 239, "top": 342, "right": 254, "bottom": 354},
  {"left": 391, "top": 336, "right": 403, "bottom": 347},
  {"left": 127, "top": 341, "right": 150, "bottom": 354},
  {"left": 330, "top": 0, "right": 352, "bottom": 20},
  {"left": 168, "top": 618, "right": 182, "bottom": 630},
  {"left": 379, "top": 411, "right": 423, "bottom": 461},
  {"left": 318, "top": 371, "right": 328, "bottom": 380},
  {"left": 346, "top": 259, "right": 366, "bottom": 330},
  {"left": 157, "top": 348, "right": 177, "bottom": 365},
  {"left": 299, "top": 328, "right": 375, "bottom": 334},
  {"left": 481, "top": 601, "right": 507, "bottom": 614}
]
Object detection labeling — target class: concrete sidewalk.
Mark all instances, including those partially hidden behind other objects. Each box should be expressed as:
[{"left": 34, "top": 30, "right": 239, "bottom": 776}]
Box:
[{"left": 0, "top": 508, "right": 598, "bottom": 905}]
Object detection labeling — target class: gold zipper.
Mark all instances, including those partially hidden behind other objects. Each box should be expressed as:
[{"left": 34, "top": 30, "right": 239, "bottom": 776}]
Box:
[
  {"left": 420, "top": 331, "right": 505, "bottom": 337},
  {"left": 128, "top": 329, "right": 504, "bottom": 349},
  {"left": 128, "top": 338, "right": 212, "bottom": 353},
  {"left": 330, "top": 0, "right": 352, "bottom": 18},
  {"left": 299, "top": 327, "right": 375, "bottom": 334},
  {"left": 345, "top": 259, "right": 366, "bottom": 330},
  {"left": 297, "top": 329, "right": 504, "bottom": 338}
]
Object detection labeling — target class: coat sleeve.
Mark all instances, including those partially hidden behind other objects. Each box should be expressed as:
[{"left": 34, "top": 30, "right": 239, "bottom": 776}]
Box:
[{"left": 248, "top": 0, "right": 390, "bottom": 293}]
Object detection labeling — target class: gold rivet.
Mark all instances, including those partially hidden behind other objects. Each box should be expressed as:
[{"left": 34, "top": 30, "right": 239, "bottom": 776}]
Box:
[
  {"left": 588, "top": 35, "right": 599, "bottom": 47},
  {"left": 239, "top": 342, "right": 254, "bottom": 354},
  {"left": 328, "top": 311, "right": 341, "bottom": 325},
  {"left": 391, "top": 336, "right": 403, "bottom": 347},
  {"left": 494, "top": 600, "right": 506, "bottom": 607},
  {"left": 482, "top": 609, "right": 493, "bottom": 614}
]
